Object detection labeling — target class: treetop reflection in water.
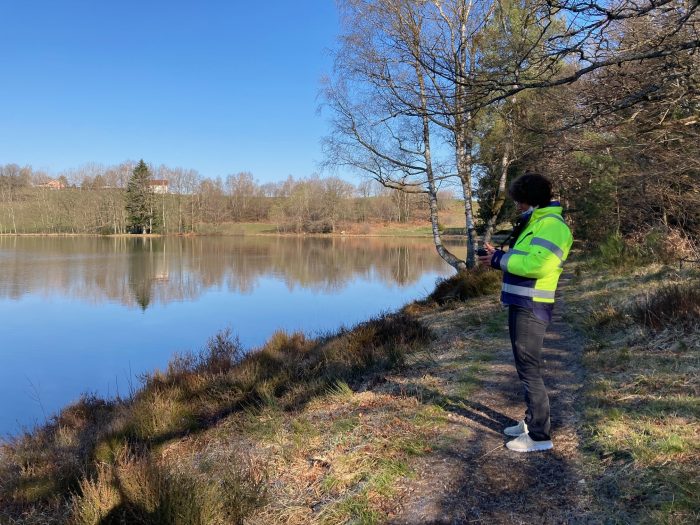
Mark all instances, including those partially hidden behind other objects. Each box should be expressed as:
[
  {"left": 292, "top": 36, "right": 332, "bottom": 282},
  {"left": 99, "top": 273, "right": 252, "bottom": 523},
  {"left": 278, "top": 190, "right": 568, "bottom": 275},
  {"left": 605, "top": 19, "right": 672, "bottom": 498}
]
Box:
[
  {"left": 0, "top": 235, "right": 464, "bottom": 436},
  {"left": 0, "top": 236, "right": 464, "bottom": 309}
]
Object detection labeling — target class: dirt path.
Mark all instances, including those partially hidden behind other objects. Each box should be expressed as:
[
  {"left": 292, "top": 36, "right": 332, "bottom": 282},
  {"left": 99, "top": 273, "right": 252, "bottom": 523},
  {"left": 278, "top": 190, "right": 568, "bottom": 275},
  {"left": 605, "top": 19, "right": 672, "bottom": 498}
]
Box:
[{"left": 383, "top": 276, "right": 594, "bottom": 524}]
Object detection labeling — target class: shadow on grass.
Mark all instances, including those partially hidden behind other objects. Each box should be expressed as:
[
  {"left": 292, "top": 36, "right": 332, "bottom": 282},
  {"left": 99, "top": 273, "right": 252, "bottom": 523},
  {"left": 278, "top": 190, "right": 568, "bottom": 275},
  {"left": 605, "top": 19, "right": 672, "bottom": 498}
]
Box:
[{"left": 394, "top": 383, "right": 513, "bottom": 435}]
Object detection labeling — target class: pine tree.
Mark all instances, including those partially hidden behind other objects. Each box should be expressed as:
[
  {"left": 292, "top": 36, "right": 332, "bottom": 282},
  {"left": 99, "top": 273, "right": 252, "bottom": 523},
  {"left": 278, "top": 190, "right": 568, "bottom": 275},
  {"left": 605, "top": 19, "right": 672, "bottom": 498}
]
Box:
[{"left": 125, "top": 160, "right": 156, "bottom": 234}]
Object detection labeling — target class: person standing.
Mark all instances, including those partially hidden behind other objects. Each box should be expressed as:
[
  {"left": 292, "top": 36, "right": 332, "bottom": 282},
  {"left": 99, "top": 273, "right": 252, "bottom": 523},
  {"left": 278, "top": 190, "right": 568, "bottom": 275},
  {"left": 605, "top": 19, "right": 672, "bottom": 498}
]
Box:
[{"left": 477, "top": 173, "right": 573, "bottom": 452}]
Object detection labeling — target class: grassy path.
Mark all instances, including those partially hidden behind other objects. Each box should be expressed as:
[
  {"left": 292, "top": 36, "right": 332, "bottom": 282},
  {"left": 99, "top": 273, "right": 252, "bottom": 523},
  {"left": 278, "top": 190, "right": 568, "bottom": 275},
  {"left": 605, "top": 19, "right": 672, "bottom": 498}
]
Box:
[
  {"left": 242, "top": 277, "right": 592, "bottom": 523},
  {"left": 379, "top": 277, "right": 590, "bottom": 524}
]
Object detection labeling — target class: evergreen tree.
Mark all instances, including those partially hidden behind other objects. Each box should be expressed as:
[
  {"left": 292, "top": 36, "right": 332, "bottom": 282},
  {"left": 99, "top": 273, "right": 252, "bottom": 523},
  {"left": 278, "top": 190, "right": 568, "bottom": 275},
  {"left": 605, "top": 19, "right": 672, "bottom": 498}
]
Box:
[{"left": 125, "top": 160, "right": 155, "bottom": 234}]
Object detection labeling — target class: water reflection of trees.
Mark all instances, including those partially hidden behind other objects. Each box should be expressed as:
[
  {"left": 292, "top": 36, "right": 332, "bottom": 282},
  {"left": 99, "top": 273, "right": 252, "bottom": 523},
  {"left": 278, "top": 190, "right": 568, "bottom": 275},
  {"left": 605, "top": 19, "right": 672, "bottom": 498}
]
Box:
[{"left": 0, "top": 236, "right": 463, "bottom": 309}]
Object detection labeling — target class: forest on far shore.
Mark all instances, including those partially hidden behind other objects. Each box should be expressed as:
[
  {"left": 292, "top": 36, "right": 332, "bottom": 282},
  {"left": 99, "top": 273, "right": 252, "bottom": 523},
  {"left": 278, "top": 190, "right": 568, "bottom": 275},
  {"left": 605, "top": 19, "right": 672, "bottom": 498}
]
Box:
[{"left": 0, "top": 164, "right": 458, "bottom": 235}]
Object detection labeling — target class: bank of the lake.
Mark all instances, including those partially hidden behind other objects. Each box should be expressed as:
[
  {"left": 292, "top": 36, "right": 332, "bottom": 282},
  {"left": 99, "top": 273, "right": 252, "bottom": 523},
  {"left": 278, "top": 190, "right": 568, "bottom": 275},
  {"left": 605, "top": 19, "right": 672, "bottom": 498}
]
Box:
[
  {"left": 2, "top": 259, "right": 697, "bottom": 524},
  {"left": 0, "top": 221, "right": 468, "bottom": 239}
]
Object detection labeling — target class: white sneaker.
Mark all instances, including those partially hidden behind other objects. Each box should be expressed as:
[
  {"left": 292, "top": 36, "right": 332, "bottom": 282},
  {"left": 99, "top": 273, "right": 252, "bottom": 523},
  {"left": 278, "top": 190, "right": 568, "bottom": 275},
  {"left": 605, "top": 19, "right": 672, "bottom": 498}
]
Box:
[
  {"left": 503, "top": 420, "right": 528, "bottom": 437},
  {"left": 506, "top": 433, "right": 553, "bottom": 453}
]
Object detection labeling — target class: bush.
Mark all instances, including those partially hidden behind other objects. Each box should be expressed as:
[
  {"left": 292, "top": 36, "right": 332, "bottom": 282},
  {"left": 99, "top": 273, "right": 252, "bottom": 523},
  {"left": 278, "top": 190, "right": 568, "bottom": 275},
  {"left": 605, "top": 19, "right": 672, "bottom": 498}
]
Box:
[
  {"left": 631, "top": 284, "right": 700, "bottom": 332},
  {"left": 627, "top": 226, "right": 698, "bottom": 265},
  {"left": 164, "top": 329, "right": 244, "bottom": 380},
  {"left": 428, "top": 268, "right": 501, "bottom": 304},
  {"left": 592, "top": 228, "right": 699, "bottom": 269},
  {"left": 595, "top": 233, "right": 629, "bottom": 268}
]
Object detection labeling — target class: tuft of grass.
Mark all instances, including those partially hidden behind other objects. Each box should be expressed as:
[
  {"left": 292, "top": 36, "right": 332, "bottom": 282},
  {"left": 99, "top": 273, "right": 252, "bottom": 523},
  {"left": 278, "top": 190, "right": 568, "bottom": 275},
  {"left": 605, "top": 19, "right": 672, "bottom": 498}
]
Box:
[
  {"left": 127, "top": 388, "right": 197, "bottom": 441},
  {"left": 428, "top": 268, "right": 501, "bottom": 305},
  {"left": 631, "top": 283, "right": 700, "bottom": 332},
  {"left": 70, "top": 447, "right": 266, "bottom": 525},
  {"left": 166, "top": 329, "right": 245, "bottom": 378},
  {"left": 325, "top": 380, "right": 354, "bottom": 401},
  {"left": 585, "top": 301, "right": 628, "bottom": 331}
]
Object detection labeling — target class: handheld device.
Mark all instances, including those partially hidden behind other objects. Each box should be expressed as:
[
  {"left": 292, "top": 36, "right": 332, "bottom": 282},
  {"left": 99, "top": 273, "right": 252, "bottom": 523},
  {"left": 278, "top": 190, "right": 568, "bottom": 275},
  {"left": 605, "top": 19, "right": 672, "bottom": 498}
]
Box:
[{"left": 477, "top": 248, "right": 488, "bottom": 256}]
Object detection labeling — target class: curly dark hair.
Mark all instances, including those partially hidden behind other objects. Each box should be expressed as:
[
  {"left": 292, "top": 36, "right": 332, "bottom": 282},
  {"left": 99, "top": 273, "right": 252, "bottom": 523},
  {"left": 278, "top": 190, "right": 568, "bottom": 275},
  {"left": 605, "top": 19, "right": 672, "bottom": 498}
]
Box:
[{"left": 508, "top": 172, "right": 553, "bottom": 208}]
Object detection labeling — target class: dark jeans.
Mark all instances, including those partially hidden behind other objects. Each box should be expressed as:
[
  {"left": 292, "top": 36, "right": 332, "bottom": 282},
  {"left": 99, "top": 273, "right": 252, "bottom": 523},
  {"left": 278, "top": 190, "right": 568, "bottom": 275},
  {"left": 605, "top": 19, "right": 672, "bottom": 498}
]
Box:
[{"left": 508, "top": 305, "right": 551, "bottom": 441}]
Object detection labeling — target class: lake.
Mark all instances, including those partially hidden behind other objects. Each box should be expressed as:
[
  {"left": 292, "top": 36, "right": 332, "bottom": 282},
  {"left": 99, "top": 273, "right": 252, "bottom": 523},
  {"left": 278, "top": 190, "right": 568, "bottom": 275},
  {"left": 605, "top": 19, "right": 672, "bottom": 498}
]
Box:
[{"left": 0, "top": 235, "right": 464, "bottom": 437}]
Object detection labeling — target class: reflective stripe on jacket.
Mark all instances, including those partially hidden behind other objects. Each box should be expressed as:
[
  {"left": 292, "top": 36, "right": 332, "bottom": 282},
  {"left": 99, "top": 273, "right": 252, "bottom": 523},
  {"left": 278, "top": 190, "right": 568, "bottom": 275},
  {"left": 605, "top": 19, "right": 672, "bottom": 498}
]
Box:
[{"left": 491, "top": 202, "right": 573, "bottom": 308}]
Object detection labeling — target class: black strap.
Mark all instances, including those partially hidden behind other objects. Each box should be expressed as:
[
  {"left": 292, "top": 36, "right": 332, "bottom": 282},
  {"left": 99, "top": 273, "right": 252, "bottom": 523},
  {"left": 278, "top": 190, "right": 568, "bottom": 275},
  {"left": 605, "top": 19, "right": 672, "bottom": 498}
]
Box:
[{"left": 500, "top": 212, "right": 531, "bottom": 249}]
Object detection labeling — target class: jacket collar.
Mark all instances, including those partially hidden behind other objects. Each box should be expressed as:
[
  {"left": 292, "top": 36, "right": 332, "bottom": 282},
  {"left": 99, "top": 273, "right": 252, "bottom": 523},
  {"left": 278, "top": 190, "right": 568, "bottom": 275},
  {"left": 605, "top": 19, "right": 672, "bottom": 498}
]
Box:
[{"left": 531, "top": 201, "right": 563, "bottom": 220}]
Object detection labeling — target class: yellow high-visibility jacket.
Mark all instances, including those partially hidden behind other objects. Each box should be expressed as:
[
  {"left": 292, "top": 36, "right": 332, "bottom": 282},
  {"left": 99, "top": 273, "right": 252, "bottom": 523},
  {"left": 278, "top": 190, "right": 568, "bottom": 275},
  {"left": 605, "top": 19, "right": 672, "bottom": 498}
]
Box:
[{"left": 491, "top": 202, "right": 573, "bottom": 312}]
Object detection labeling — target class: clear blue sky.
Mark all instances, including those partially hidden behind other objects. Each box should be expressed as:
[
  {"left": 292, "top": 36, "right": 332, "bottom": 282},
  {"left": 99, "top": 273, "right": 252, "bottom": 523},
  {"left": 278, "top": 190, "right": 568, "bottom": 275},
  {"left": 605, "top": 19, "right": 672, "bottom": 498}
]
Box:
[{"left": 0, "top": 1, "right": 342, "bottom": 183}]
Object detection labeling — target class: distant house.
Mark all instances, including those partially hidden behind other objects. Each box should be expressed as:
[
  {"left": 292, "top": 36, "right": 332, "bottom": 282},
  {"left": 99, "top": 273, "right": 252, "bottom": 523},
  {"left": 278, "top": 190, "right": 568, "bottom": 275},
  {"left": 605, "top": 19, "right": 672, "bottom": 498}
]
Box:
[
  {"left": 36, "top": 179, "right": 65, "bottom": 190},
  {"left": 149, "top": 179, "right": 169, "bottom": 194}
]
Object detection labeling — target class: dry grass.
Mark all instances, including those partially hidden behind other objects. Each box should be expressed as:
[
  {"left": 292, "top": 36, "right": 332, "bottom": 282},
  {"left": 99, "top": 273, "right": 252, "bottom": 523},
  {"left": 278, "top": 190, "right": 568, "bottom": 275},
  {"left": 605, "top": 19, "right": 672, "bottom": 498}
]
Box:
[
  {"left": 0, "top": 309, "right": 432, "bottom": 524},
  {"left": 426, "top": 268, "right": 501, "bottom": 305},
  {"left": 631, "top": 283, "right": 700, "bottom": 333},
  {"left": 242, "top": 388, "right": 449, "bottom": 525},
  {"left": 565, "top": 261, "right": 700, "bottom": 523},
  {"left": 70, "top": 445, "right": 266, "bottom": 525}
]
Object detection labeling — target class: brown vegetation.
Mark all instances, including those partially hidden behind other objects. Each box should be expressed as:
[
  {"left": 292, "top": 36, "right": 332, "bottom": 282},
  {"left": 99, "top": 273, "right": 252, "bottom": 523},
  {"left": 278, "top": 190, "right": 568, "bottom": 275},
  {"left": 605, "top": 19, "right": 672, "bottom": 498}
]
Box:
[
  {"left": 0, "top": 298, "right": 439, "bottom": 523},
  {"left": 631, "top": 284, "right": 700, "bottom": 333},
  {"left": 426, "top": 268, "right": 502, "bottom": 305}
]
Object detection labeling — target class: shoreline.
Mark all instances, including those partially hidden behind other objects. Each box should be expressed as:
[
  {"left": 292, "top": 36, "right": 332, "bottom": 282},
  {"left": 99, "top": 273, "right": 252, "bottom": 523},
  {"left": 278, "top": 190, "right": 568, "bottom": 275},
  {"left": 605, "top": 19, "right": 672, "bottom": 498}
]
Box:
[{"left": 0, "top": 231, "right": 469, "bottom": 239}]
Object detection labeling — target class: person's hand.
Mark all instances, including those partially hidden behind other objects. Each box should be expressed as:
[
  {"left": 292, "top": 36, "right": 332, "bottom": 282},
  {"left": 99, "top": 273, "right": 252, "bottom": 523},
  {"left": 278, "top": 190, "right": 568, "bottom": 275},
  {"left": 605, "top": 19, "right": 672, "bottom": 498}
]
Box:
[{"left": 477, "top": 242, "right": 496, "bottom": 267}]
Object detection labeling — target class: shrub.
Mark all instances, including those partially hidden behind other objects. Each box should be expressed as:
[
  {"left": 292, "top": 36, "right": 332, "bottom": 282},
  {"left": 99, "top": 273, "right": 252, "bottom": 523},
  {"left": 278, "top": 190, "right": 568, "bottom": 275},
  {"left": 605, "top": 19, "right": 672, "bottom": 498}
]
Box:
[
  {"left": 626, "top": 226, "right": 698, "bottom": 265},
  {"left": 428, "top": 268, "right": 501, "bottom": 304},
  {"left": 631, "top": 284, "right": 700, "bottom": 332},
  {"left": 592, "top": 228, "right": 699, "bottom": 269},
  {"left": 167, "top": 329, "right": 244, "bottom": 378},
  {"left": 585, "top": 301, "right": 628, "bottom": 331},
  {"left": 595, "top": 233, "right": 630, "bottom": 268}
]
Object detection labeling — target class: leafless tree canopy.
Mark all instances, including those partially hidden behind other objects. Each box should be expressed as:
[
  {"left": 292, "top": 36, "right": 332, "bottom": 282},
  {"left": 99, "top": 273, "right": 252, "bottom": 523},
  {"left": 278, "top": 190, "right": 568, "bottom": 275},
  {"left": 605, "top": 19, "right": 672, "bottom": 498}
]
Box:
[{"left": 324, "top": 0, "right": 699, "bottom": 266}]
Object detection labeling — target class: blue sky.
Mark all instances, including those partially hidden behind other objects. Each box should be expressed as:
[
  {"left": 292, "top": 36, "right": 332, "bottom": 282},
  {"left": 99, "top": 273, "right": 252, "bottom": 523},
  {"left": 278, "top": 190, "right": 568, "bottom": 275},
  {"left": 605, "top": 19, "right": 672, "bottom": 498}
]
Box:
[{"left": 0, "top": 1, "right": 342, "bottom": 183}]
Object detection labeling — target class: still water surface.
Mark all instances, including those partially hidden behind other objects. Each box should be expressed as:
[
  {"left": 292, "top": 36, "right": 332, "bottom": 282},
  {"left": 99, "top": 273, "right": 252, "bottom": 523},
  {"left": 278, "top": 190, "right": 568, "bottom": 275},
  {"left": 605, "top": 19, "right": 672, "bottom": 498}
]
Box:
[{"left": 0, "top": 235, "right": 464, "bottom": 437}]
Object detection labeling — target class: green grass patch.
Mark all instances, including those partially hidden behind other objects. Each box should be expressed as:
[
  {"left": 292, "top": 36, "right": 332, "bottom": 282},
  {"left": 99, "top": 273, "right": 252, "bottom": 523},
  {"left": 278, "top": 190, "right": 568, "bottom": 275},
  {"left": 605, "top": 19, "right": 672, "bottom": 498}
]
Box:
[
  {"left": 240, "top": 407, "right": 285, "bottom": 443},
  {"left": 332, "top": 415, "right": 361, "bottom": 435},
  {"left": 567, "top": 260, "right": 700, "bottom": 523},
  {"left": 413, "top": 404, "right": 450, "bottom": 429},
  {"left": 455, "top": 364, "right": 485, "bottom": 398},
  {"left": 323, "top": 492, "right": 381, "bottom": 525},
  {"left": 320, "top": 456, "right": 412, "bottom": 524},
  {"left": 483, "top": 309, "right": 508, "bottom": 336}
]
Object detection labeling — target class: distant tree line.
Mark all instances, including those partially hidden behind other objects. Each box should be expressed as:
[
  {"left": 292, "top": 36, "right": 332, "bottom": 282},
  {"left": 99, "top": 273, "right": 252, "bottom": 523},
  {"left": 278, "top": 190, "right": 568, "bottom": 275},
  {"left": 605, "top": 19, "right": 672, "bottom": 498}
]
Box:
[{"left": 0, "top": 161, "right": 454, "bottom": 235}]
